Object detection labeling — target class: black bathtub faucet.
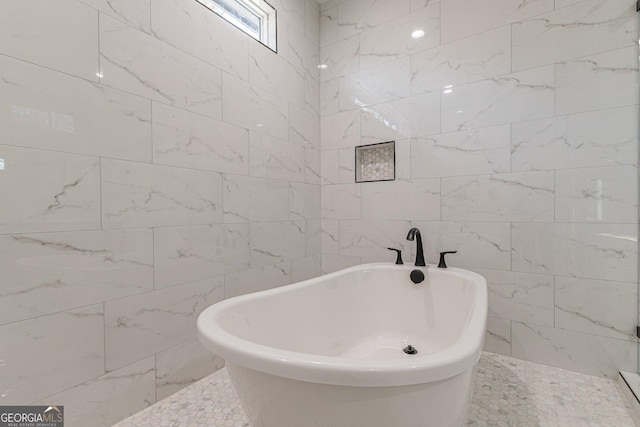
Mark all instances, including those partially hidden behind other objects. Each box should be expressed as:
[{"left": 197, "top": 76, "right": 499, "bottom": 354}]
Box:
[{"left": 406, "top": 228, "right": 426, "bottom": 267}]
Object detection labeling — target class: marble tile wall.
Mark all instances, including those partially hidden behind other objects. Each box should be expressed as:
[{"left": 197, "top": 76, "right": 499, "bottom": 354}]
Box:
[
  {"left": 0, "top": 0, "right": 321, "bottom": 425},
  {"left": 2, "top": 0, "right": 639, "bottom": 423},
  {"left": 320, "top": 0, "right": 639, "bottom": 378}
]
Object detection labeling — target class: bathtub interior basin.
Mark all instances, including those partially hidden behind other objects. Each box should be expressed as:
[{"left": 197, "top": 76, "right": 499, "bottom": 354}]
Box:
[
  {"left": 197, "top": 263, "right": 487, "bottom": 427},
  {"left": 198, "top": 263, "right": 487, "bottom": 387}
]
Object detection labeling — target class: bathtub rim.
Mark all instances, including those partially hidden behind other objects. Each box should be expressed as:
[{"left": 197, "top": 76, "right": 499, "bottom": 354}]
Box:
[{"left": 197, "top": 263, "right": 488, "bottom": 387}]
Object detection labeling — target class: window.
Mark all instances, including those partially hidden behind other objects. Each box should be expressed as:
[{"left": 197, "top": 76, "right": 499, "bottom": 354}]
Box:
[{"left": 196, "top": 0, "right": 277, "bottom": 52}]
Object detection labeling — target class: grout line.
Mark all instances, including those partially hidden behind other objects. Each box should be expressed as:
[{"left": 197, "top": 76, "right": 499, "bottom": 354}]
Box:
[
  {"left": 99, "top": 158, "right": 103, "bottom": 230},
  {"left": 103, "top": 301, "right": 107, "bottom": 374},
  {"left": 552, "top": 275, "right": 556, "bottom": 328},
  {"left": 97, "top": 10, "right": 101, "bottom": 83}
]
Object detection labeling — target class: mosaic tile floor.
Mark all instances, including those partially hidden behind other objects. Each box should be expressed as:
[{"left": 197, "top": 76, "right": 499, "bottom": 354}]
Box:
[{"left": 115, "top": 353, "right": 640, "bottom": 427}]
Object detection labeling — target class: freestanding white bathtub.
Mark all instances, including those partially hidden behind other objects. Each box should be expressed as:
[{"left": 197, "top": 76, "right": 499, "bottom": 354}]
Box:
[{"left": 197, "top": 263, "right": 487, "bottom": 427}]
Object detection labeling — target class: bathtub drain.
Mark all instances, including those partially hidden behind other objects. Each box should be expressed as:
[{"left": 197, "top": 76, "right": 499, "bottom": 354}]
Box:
[{"left": 403, "top": 345, "right": 418, "bottom": 355}]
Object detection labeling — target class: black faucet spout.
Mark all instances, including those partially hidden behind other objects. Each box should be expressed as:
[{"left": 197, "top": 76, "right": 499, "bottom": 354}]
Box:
[{"left": 406, "top": 228, "right": 426, "bottom": 267}]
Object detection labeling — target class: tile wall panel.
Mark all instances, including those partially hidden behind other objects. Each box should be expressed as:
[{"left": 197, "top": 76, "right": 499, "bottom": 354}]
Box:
[
  {"left": 100, "top": 15, "right": 223, "bottom": 120},
  {"left": 0, "top": 145, "right": 101, "bottom": 234},
  {"left": 0, "top": 305, "right": 105, "bottom": 405},
  {"left": 0, "top": 55, "right": 152, "bottom": 162},
  {"left": 320, "top": 0, "right": 639, "bottom": 379},
  {"left": 0, "top": 229, "right": 153, "bottom": 325},
  {"left": 0, "top": 0, "right": 321, "bottom": 424},
  {"left": 0, "top": 0, "right": 99, "bottom": 80}
]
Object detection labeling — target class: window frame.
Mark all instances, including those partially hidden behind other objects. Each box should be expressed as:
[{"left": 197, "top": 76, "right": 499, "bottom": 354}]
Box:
[{"left": 195, "top": 0, "right": 277, "bottom": 52}]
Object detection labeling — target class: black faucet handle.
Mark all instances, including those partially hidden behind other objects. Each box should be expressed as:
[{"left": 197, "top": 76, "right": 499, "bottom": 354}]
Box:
[
  {"left": 387, "top": 247, "right": 403, "bottom": 265},
  {"left": 438, "top": 251, "right": 457, "bottom": 268}
]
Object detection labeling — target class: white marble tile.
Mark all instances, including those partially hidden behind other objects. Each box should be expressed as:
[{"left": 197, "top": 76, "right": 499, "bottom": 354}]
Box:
[
  {"left": 305, "top": 0, "right": 320, "bottom": 43},
  {"left": 320, "top": 0, "right": 343, "bottom": 13},
  {"left": 337, "top": 0, "right": 411, "bottom": 39},
  {"left": 322, "top": 253, "right": 362, "bottom": 274},
  {"left": 0, "top": 145, "right": 100, "bottom": 234},
  {"left": 360, "top": 3, "right": 440, "bottom": 70},
  {"left": 249, "top": 42, "right": 305, "bottom": 106},
  {"left": 321, "top": 220, "right": 341, "bottom": 255},
  {"left": 339, "top": 57, "right": 411, "bottom": 110},
  {"left": 0, "top": 229, "right": 152, "bottom": 325},
  {"left": 222, "top": 175, "right": 290, "bottom": 222},
  {"left": 101, "top": 159, "right": 222, "bottom": 229},
  {"left": 321, "top": 77, "right": 340, "bottom": 116},
  {"left": 221, "top": 73, "right": 289, "bottom": 140},
  {"left": 511, "top": 223, "right": 637, "bottom": 282},
  {"left": 36, "top": 357, "right": 155, "bottom": 427},
  {"left": 156, "top": 340, "right": 224, "bottom": 401},
  {"left": 340, "top": 220, "right": 411, "bottom": 259},
  {"left": 152, "top": 103, "right": 249, "bottom": 175},
  {"left": 320, "top": 149, "right": 340, "bottom": 185},
  {"left": 225, "top": 261, "right": 291, "bottom": 298},
  {"left": 305, "top": 145, "right": 322, "bottom": 184},
  {"left": 511, "top": 321, "right": 636, "bottom": 378},
  {"left": 0, "top": 55, "right": 152, "bottom": 162},
  {"left": 555, "top": 0, "right": 585, "bottom": 7},
  {"left": 276, "top": 13, "right": 292, "bottom": 60},
  {"left": 305, "top": 72, "right": 322, "bottom": 117},
  {"left": 154, "top": 224, "right": 250, "bottom": 289},
  {"left": 319, "top": 34, "right": 360, "bottom": 81},
  {"left": 555, "top": 277, "right": 637, "bottom": 341},
  {"left": 601, "top": 336, "right": 639, "bottom": 374},
  {"left": 250, "top": 132, "right": 305, "bottom": 182},
  {"left": 411, "top": 125, "right": 511, "bottom": 178},
  {"left": 105, "top": 277, "right": 224, "bottom": 371},
  {"left": 485, "top": 317, "right": 511, "bottom": 356},
  {"left": 441, "top": 66, "right": 555, "bottom": 132},
  {"left": 395, "top": 139, "right": 411, "bottom": 181},
  {"left": 411, "top": 26, "right": 511, "bottom": 94},
  {"left": 290, "top": 254, "right": 323, "bottom": 283},
  {"left": 100, "top": 15, "right": 222, "bottom": 119},
  {"left": 0, "top": 305, "right": 104, "bottom": 405},
  {"left": 411, "top": 0, "right": 432, "bottom": 11},
  {"left": 278, "top": 0, "right": 307, "bottom": 35},
  {"left": 250, "top": 221, "right": 306, "bottom": 267},
  {"left": 297, "top": 20, "right": 320, "bottom": 64},
  {"left": 441, "top": 171, "right": 555, "bottom": 222},
  {"left": 289, "top": 107, "right": 320, "bottom": 148},
  {"left": 476, "top": 269, "right": 554, "bottom": 327},
  {"left": 80, "top": 0, "right": 150, "bottom": 33},
  {"left": 149, "top": 0, "right": 248, "bottom": 80},
  {"left": 598, "top": 337, "right": 638, "bottom": 374},
  {"left": 555, "top": 47, "right": 639, "bottom": 116},
  {"left": 321, "top": 184, "right": 362, "bottom": 220},
  {"left": 441, "top": 0, "right": 553, "bottom": 43},
  {"left": 320, "top": 6, "right": 338, "bottom": 47},
  {"left": 555, "top": 165, "right": 637, "bottom": 223},
  {"left": 338, "top": 148, "right": 356, "bottom": 183},
  {"left": 511, "top": 106, "right": 639, "bottom": 171},
  {"left": 360, "top": 91, "right": 441, "bottom": 144},
  {"left": 290, "top": 182, "right": 321, "bottom": 220},
  {"left": 0, "top": 0, "right": 98, "bottom": 80},
  {"left": 321, "top": 110, "right": 360, "bottom": 149},
  {"left": 412, "top": 221, "right": 511, "bottom": 270},
  {"left": 361, "top": 179, "right": 440, "bottom": 221},
  {"left": 512, "top": 0, "right": 635, "bottom": 72},
  {"left": 306, "top": 219, "right": 322, "bottom": 256}
]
